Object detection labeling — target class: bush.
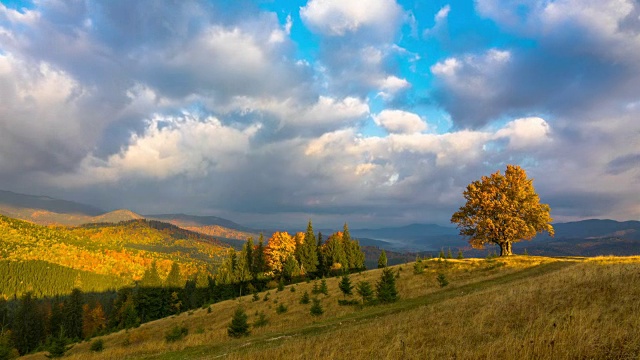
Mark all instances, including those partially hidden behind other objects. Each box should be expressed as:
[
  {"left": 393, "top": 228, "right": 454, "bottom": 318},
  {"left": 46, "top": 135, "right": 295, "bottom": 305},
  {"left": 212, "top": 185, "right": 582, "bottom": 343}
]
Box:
[
  {"left": 227, "top": 307, "right": 250, "bottom": 338},
  {"left": 337, "top": 299, "right": 360, "bottom": 306},
  {"left": 376, "top": 268, "right": 399, "bottom": 303},
  {"left": 252, "top": 292, "right": 260, "bottom": 302},
  {"left": 413, "top": 260, "right": 425, "bottom": 274},
  {"left": 253, "top": 312, "right": 268, "bottom": 328},
  {"left": 437, "top": 273, "right": 449, "bottom": 288},
  {"left": 310, "top": 298, "right": 324, "bottom": 316},
  {"left": 277, "top": 278, "right": 285, "bottom": 292},
  {"left": 356, "top": 281, "right": 374, "bottom": 304},
  {"left": 90, "top": 339, "right": 104, "bottom": 352},
  {"left": 276, "top": 303, "right": 288, "bottom": 314},
  {"left": 290, "top": 286, "right": 296, "bottom": 292},
  {"left": 165, "top": 325, "right": 188, "bottom": 342},
  {"left": 300, "top": 291, "right": 310, "bottom": 304},
  {"left": 263, "top": 292, "right": 270, "bottom": 301}
]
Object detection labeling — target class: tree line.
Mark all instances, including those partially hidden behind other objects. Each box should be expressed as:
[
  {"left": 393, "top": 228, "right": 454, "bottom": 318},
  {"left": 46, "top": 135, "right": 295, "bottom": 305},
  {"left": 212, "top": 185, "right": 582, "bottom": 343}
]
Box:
[{"left": 0, "top": 220, "right": 366, "bottom": 357}]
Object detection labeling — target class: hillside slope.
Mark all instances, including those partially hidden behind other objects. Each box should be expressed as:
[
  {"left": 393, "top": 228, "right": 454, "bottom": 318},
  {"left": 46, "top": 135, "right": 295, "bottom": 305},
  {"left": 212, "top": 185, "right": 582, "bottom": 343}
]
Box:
[
  {"left": 0, "top": 215, "right": 229, "bottom": 297},
  {"left": 23, "top": 255, "right": 640, "bottom": 359}
]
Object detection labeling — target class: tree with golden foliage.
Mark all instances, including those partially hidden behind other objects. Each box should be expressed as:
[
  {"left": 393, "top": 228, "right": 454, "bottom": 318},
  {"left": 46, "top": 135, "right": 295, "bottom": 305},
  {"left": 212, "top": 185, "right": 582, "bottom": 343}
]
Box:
[
  {"left": 265, "top": 231, "right": 296, "bottom": 274},
  {"left": 451, "top": 165, "right": 554, "bottom": 256}
]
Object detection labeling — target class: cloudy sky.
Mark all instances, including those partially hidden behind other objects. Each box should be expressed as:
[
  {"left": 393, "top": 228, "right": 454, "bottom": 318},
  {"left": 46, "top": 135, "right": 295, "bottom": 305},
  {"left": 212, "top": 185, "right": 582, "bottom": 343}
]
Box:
[{"left": 0, "top": 0, "right": 638, "bottom": 228}]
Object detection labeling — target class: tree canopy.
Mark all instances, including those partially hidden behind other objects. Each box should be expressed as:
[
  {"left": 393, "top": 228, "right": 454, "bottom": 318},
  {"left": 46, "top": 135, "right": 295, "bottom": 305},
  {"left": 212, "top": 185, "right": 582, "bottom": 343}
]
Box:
[{"left": 450, "top": 165, "right": 554, "bottom": 256}]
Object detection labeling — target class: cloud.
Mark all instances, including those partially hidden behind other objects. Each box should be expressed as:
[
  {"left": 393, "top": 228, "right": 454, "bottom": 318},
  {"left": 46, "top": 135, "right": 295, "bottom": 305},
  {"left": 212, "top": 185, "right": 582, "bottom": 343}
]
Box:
[
  {"left": 373, "top": 110, "right": 427, "bottom": 134},
  {"left": 300, "top": 0, "right": 402, "bottom": 39}
]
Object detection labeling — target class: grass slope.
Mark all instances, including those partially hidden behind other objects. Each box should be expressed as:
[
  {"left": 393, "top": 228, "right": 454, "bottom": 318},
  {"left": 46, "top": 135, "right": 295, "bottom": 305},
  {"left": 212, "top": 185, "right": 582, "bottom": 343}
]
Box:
[{"left": 23, "top": 255, "right": 640, "bottom": 359}]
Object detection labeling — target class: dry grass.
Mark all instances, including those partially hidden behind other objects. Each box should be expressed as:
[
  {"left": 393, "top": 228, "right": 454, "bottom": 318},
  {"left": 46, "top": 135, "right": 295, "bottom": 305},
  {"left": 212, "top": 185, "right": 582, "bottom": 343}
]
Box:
[{"left": 21, "top": 255, "right": 640, "bottom": 359}]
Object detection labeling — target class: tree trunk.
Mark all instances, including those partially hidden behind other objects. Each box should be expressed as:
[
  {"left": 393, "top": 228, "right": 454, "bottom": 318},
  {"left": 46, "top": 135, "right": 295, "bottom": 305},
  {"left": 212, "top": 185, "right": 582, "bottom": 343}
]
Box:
[{"left": 499, "top": 242, "right": 513, "bottom": 256}]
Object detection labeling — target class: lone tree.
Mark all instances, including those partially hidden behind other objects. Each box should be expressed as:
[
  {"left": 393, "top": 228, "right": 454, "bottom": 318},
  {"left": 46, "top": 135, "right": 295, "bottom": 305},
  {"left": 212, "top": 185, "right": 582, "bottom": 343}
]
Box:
[
  {"left": 377, "top": 250, "right": 387, "bottom": 268},
  {"left": 227, "top": 307, "right": 250, "bottom": 338},
  {"left": 451, "top": 165, "right": 554, "bottom": 256}
]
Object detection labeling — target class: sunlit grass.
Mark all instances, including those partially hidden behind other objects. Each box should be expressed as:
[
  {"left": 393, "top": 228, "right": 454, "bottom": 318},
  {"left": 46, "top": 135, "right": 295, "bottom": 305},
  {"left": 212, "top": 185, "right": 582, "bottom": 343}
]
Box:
[{"left": 20, "top": 255, "right": 640, "bottom": 360}]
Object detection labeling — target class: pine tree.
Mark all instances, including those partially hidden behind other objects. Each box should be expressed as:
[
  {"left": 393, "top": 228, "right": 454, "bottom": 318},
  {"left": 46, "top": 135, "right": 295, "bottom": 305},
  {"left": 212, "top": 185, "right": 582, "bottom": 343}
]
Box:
[
  {"left": 439, "top": 249, "right": 445, "bottom": 259},
  {"left": 310, "top": 298, "right": 324, "bottom": 316},
  {"left": 227, "top": 307, "right": 250, "bottom": 338},
  {"left": 378, "top": 250, "right": 388, "bottom": 269},
  {"left": 376, "top": 268, "right": 399, "bottom": 303},
  {"left": 245, "top": 237, "right": 254, "bottom": 276},
  {"left": 447, "top": 248, "right": 453, "bottom": 259},
  {"left": 253, "top": 234, "right": 267, "bottom": 276},
  {"left": 299, "top": 220, "right": 319, "bottom": 275},
  {"left": 300, "top": 291, "right": 310, "bottom": 304},
  {"left": 282, "top": 255, "right": 299, "bottom": 282},
  {"left": 46, "top": 328, "right": 71, "bottom": 358},
  {"left": 319, "top": 279, "right": 329, "bottom": 295},
  {"left": 457, "top": 249, "right": 464, "bottom": 259},
  {"left": 12, "top": 293, "right": 45, "bottom": 355},
  {"left": 165, "top": 262, "right": 183, "bottom": 288},
  {"left": 356, "top": 281, "right": 374, "bottom": 304},
  {"left": 62, "top": 288, "right": 84, "bottom": 340},
  {"left": 338, "top": 275, "right": 353, "bottom": 297}
]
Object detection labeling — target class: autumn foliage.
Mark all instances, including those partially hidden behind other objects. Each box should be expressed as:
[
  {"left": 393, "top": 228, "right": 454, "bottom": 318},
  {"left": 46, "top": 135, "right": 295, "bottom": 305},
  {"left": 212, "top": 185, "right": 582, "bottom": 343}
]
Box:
[{"left": 451, "top": 165, "right": 554, "bottom": 256}]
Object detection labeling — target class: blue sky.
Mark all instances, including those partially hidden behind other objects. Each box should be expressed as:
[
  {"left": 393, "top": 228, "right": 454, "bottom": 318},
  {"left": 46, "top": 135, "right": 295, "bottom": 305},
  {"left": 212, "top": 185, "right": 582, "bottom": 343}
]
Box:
[{"left": 0, "top": 0, "right": 638, "bottom": 228}]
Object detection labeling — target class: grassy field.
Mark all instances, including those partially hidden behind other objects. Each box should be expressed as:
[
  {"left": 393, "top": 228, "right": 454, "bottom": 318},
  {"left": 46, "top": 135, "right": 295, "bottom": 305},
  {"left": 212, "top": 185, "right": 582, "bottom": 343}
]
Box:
[{"left": 21, "top": 255, "right": 640, "bottom": 359}]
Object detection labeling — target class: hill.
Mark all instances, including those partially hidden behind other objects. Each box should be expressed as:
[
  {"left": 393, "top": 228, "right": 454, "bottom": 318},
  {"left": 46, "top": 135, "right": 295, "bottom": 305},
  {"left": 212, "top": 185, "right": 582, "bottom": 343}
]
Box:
[
  {"left": 21, "top": 255, "right": 640, "bottom": 359},
  {"left": 0, "top": 215, "right": 229, "bottom": 297},
  {"left": 0, "top": 189, "right": 104, "bottom": 215}
]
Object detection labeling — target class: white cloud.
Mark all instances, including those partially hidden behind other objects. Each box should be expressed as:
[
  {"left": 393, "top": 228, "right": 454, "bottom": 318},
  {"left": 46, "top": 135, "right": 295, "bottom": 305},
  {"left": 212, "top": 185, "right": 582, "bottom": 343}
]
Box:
[
  {"left": 494, "top": 117, "right": 551, "bottom": 149},
  {"left": 54, "top": 114, "right": 260, "bottom": 185},
  {"left": 300, "top": 0, "right": 402, "bottom": 37},
  {"left": 374, "top": 110, "right": 427, "bottom": 134}
]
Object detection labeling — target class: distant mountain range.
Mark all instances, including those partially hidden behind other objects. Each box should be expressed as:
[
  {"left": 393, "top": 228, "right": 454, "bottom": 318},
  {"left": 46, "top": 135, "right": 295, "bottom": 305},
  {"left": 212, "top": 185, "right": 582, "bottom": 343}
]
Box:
[{"left": 1, "top": 189, "right": 639, "bottom": 257}]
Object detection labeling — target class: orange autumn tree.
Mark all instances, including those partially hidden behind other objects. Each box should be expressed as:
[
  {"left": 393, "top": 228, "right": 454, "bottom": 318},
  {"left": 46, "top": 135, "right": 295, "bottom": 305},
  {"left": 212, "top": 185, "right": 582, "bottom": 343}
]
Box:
[
  {"left": 451, "top": 165, "right": 554, "bottom": 256},
  {"left": 265, "top": 231, "right": 297, "bottom": 273}
]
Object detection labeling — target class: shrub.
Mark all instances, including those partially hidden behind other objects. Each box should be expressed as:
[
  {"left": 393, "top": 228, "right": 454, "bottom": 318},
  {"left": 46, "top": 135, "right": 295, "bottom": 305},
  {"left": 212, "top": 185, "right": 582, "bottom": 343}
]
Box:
[
  {"left": 376, "top": 268, "right": 399, "bottom": 303},
  {"left": 263, "top": 292, "right": 270, "bottom": 301},
  {"left": 319, "top": 279, "right": 329, "bottom": 295},
  {"left": 227, "top": 307, "right": 250, "bottom": 338},
  {"left": 276, "top": 303, "right": 288, "bottom": 314},
  {"left": 290, "top": 286, "right": 296, "bottom": 293},
  {"left": 252, "top": 292, "right": 260, "bottom": 302},
  {"left": 253, "top": 312, "right": 268, "bottom": 328},
  {"left": 89, "top": 339, "right": 104, "bottom": 352},
  {"left": 310, "top": 298, "right": 324, "bottom": 316},
  {"left": 277, "top": 278, "right": 285, "bottom": 292},
  {"left": 356, "top": 281, "right": 374, "bottom": 304},
  {"left": 437, "top": 273, "right": 449, "bottom": 288},
  {"left": 300, "top": 291, "right": 310, "bottom": 304},
  {"left": 165, "top": 325, "right": 188, "bottom": 342},
  {"left": 337, "top": 299, "right": 360, "bottom": 306},
  {"left": 413, "top": 260, "right": 425, "bottom": 274}
]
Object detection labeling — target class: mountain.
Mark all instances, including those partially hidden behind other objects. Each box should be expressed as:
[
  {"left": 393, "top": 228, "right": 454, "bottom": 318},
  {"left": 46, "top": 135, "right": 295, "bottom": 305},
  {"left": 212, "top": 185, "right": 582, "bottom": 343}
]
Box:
[
  {"left": 89, "top": 209, "right": 144, "bottom": 224},
  {"left": 146, "top": 213, "right": 255, "bottom": 232},
  {"left": 0, "top": 189, "right": 104, "bottom": 215}
]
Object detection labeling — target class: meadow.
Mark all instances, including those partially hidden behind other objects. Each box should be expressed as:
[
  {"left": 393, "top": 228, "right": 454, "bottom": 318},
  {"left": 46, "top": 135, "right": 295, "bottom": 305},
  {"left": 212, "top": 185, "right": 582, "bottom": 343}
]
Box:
[{"left": 20, "top": 255, "right": 640, "bottom": 359}]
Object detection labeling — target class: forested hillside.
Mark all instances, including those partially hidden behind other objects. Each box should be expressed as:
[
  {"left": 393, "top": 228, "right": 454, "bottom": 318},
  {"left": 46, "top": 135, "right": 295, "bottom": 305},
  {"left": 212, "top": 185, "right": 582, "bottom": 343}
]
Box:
[{"left": 0, "top": 216, "right": 229, "bottom": 298}]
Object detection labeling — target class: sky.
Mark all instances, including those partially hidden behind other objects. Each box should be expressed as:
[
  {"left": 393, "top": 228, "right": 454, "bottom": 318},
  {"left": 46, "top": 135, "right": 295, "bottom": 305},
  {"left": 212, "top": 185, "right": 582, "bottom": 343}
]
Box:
[{"left": 0, "top": 0, "right": 638, "bottom": 228}]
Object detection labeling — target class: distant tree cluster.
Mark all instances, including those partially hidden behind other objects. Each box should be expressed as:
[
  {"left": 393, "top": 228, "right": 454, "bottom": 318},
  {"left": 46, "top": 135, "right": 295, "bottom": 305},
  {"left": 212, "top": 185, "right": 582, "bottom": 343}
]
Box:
[{"left": 0, "top": 219, "right": 368, "bottom": 356}]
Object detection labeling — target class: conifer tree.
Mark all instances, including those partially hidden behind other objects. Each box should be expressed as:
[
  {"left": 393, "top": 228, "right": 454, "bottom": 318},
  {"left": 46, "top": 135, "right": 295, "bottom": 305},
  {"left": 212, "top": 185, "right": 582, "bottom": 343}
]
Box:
[
  {"left": 356, "top": 281, "right": 374, "bottom": 304},
  {"left": 338, "top": 275, "right": 353, "bottom": 297},
  {"left": 376, "top": 268, "right": 399, "bottom": 303},
  {"left": 300, "top": 291, "right": 310, "bottom": 304},
  {"left": 310, "top": 298, "right": 324, "bottom": 316},
  {"left": 457, "top": 249, "right": 464, "bottom": 259},
  {"left": 245, "top": 237, "right": 254, "bottom": 275},
  {"left": 12, "top": 292, "right": 45, "bottom": 355},
  {"left": 227, "top": 307, "right": 250, "bottom": 338},
  {"left": 62, "top": 288, "right": 84, "bottom": 340},
  {"left": 447, "top": 248, "right": 453, "bottom": 259},
  {"left": 319, "top": 279, "right": 329, "bottom": 295},
  {"left": 46, "top": 328, "right": 71, "bottom": 358},
  {"left": 378, "top": 250, "right": 388, "bottom": 269},
  {"left": 282, "top": 255, "right": 299, "bottom": 282},
  {"left": 299, "top": 220, "right": 319, "bottom": 274},
  {"left": 253, "top": 234, "right": 267, "bottom": 276},
  {"left": 165, "top": 262, "right": 183, "bottom": 288}
]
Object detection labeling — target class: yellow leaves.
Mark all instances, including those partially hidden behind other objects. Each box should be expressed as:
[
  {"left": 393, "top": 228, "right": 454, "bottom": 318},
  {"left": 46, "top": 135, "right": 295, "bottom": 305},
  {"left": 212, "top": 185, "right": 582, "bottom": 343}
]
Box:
[
  {"left": 451, "top": 164, "right": 554, "bottom": 251},
  {"left": 265, "top": 231, "right": 296, "bottom": 273}
]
